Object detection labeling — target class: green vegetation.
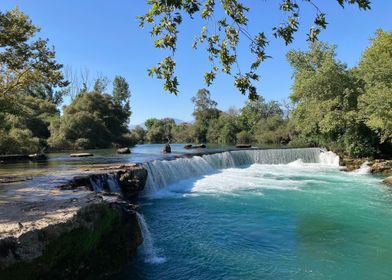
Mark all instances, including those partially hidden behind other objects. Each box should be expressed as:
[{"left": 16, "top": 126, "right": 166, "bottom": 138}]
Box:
[
  {"left": 132, "top": 30, "right": 392, "bottom": 158},
  {"left": 0, "top": 6, "right": 390, "bottom": 159},
  {"left": 0, "top": 204, "right": 141, "bottom": 280},
  {"left": 132, "top": 89, "right": 289, "bottom": 146},
  {"left": 0, "top": 8, "right": 133, "bottom": 153},
  {"left": 138, "top": 0, "right": 370, "bottom": 98}
]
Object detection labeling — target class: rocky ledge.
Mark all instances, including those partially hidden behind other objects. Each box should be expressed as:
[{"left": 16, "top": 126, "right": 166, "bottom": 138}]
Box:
[
  {"left": 0, "top": 164, "right": 149, "bottom": 280},
  {"left": 340, "top": 157, "right": 392, "bottom": 175}
]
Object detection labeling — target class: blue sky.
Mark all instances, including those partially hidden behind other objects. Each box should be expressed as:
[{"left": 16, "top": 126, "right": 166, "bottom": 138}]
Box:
[{"left": 1, "top": 1, "right": 391, "bottom": 125}]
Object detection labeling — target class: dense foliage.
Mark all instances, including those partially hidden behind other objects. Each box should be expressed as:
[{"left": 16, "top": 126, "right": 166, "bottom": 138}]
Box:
[
  {"left": 131, "top": 89, "right": 289, "bottom": 146},
  {"left": 1, "top": 6, "right": 390, "bottom": 159},
  {"left": 49, "top": 87, "right": 132, "bottom": 150},
  {"left": 132, "top": 30, "right": 392, "bottom": 158},
  {"left": 0, "top": 8, "right": 133, "bottom": 153},
  {"left": 0, "top": 8, "right": 67, "bottom": 154},
  {"left": 139, "top": 0, "right": 370, "bottom": 99}
]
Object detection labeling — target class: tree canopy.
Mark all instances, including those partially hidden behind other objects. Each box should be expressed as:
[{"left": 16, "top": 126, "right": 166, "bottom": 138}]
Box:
[{"left": 138, "top": 0, "right": 371, "bottom": 99}]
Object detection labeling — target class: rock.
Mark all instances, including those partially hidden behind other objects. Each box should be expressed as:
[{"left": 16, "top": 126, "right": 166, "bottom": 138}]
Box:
[
  {"left": 28, "top": 153, "right": 47, "bottom": 161},
  {"left": 339, "top": 157, "right": 368, "bottom": 171},
  {"left": 162, "top": 143, "right": 171, "bottom": 153},
  {"left": 236, "top": 144, "right": 252, "bottom": 148},
  {"left": 184, "top": 144, "right": 192, "bottom": 149},
  {"left": 383, "top": 176, "right": 392, "bottom": 186},
  {"left": 69, "top": 153, "right": 94, "bottom": 158},
  {"left": 0, "top": 177, "right": 32, "bottom": 184},
  {"left": 371, "top": 160, "right": 392, "bottom": 175},
  {"left": 0, "top": 195, "right": 142, "bottom": 279},
  {"left": 193, "top": 144, "right": 206, "bottom": 149},
  {"left": 118, "top": 166, "right": 148, "bottom": 201},
  {"left": 0, "top": 154, "right": 30, "bottom": 162},
  {"left": 60, "top": 164, "right": 148, "bottom": 200},
  {"left": 117, "top": 147, "right": 131, "bottom": 154}
]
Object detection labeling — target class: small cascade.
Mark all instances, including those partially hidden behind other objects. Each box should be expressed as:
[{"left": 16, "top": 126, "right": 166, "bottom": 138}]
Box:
[
  {"left": 352, "top": 161, "right": 371, "bottom": 175},
  {"left": 144, "top": 156, "right": 214, "bottom": 193},
  {"left": 107, "top": 174, "right": 121, "bottom": 192},
  {"left": 136, "top": 212, "right": 166, "bottom": 264},
  {"left": 90, "top": 177, "right": 104, "bottom": 192},
  {"left": 143, "top": 148, "right": 335, "bottom": 195},
  {"left": 89, "top": 174, "right": 121, "bottom": 193},
  {"left": 319, "top": 150, "right": 340, "bottom": 166}
]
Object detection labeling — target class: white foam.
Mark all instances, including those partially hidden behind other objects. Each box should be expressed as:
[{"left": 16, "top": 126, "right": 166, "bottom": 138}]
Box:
[
  {"left": 319, "top": 151, "right": 340, "bottom": 166},
  {"left": 352, "top": 161, "right": 371, "bottom": 175},
  {"left": 136, "top": 213, "right": 166, "bottom": 264}
]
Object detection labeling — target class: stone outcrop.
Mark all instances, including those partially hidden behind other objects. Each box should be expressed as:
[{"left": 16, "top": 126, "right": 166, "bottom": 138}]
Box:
[
  {"left": 339, "top": 157, "right": 368, "bottom": 171},
  {"left": 339, "top": 157, "right": 392, "bottom": 175},
  {"left": 162, "top": 143, "right": 171, "bottom": 153},
  {"left": 383, "top": 176, "right": 392, "bottom": 186},
  {"left": 0, "top": 163, "right": 149, "bottom": 279},
  {"left": 64, "top": 164, "right": 148, "bottom": 200},
  {"left": 370, "top": 160, "right": 392, "bottom": 175},
  {"left": 117, "top": 147, "right": 131, "bottom": 154},
  {"left": 70, "top": 153, "right": 94, "bottom": 157},
  {"left": 0, "top": 194, "right": 142, "bottom": 280}
]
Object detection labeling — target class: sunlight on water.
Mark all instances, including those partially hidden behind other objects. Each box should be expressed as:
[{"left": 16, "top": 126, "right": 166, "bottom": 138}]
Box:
[{"left": 115, "top": 150, "right": 392, "bottom": 280}]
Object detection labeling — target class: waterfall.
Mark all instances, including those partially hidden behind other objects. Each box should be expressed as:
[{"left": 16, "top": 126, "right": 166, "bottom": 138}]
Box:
[
  {"left": 136, "top": 212, "right": 166, "bottom": 264},
  {"left": 143, "top": 148, "right": 339, "bottom": 194},
  {"left": 107, "top": 174, "right": 121, "bottom": 192},
  {"left": 89, "top": 174, "right": 121, "bottom": 193},
  {"left": 319, "top": 151, "right": 340, "bottom": 166},
  {"left": 352, "top": 161, "right": 371, "bottom": 175}
]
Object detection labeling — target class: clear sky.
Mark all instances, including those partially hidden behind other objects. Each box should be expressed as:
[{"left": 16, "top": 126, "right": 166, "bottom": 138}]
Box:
[{"left": 1, "top": 1, "right": 391, "bottom": 125}]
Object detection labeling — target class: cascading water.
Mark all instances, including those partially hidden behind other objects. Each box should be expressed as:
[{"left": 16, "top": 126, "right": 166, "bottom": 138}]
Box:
[
  {"left": 352, "top": 161, "right": 371, "bottom": 174},
  {"left": 107, "top": 174, "right": 121, "bottom": 192},
  {"left": 89, "top": 174, "right": 121, "bottom": 193},
  {"left": 136, "top": 212, "right": 166, "bottom": 264},
  {"left": 143, "top": 148, "right": 339, "bottom": 195}
]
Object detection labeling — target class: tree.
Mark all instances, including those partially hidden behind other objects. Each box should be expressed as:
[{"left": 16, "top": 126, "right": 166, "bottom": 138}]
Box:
[
  {"left": 0, "top": 7, "right": 68, "bottom": 154},
  {"left": 112, "top": 75, "right": 132, "bottom": 123},
  {"left": 287, "top": 41, "right": 377, "bottom": 156},
  {"left": 144, "top": 118, "right": 176, "bottom": 143},
  {"left": 93, "top": 75, "right": 109, "bottom": 94},
  {"left": 49, "top": 92, "right": 131, "bottom": 149},
  {"left": 357, "top": 30, "right": 392, "bottom": 144},
  {"left": 172, "top": 123, "right": 195, "bottom": 143},
  {"left": 138, "top": 0, "right": 370, "bottom": 99},
  {"left": 207, "top": 111, "right": 241, "bottom": 144},
  {"left": 241, "top": 97, "right": 283, "bottom": 131},
  {"left": 129, "top": 125, "right": 146, "bottom": 144},
  {"left": 192, "top": 88, "right": 220, "bottom": 143},
  {"left": 0, "top": 7, "right": 68, "bottom": 97}
]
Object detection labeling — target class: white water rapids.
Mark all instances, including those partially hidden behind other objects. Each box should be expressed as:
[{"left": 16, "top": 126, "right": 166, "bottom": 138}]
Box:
[{"left": 143, "top": 148, "right": 340, "bottom": 195}]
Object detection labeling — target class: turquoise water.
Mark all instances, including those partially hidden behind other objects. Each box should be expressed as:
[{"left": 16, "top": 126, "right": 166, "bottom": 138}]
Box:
[{"left": 116, "top": 161, "right": 392, "bottom": 280}]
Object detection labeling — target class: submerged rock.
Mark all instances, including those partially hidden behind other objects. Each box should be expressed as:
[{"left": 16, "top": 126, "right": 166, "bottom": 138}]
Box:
[
  {"left": 184, "top": 144, "right": 192, "bottom": 149},
  {"left": 162, "top": 143, "right": 171, "bottom": 153},
  {"left": 70, "top": 153, "right": 94, "bottom": 157},
  {"left": 117, "top": 147, "right": 131, "bottom": 154},
  {"left": 0, "top": 194, "right": 142, "bottom": 279}
]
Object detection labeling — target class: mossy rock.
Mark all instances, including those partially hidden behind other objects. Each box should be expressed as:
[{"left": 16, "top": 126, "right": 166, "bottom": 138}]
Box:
[{"left": 0, "top": 202, "right": 142, "bottom": 280}]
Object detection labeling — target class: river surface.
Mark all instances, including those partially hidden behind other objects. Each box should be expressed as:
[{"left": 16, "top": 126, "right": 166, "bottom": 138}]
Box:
[{"left": 114, "top": 149, "right": 392, "bottom": 280}]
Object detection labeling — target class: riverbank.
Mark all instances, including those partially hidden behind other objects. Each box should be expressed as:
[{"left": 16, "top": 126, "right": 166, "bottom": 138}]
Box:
[{"left": 0, "top": 164, "right": 148, "bottom": 279}]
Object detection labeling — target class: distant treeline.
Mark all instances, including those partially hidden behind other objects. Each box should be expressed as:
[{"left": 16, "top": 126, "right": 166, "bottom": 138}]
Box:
[
  {"left": 0, "top": 8, "right": 391, "bottom": 158},
  {"left": 131, "top": 30, "right": 392, "bottom": 158}
]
